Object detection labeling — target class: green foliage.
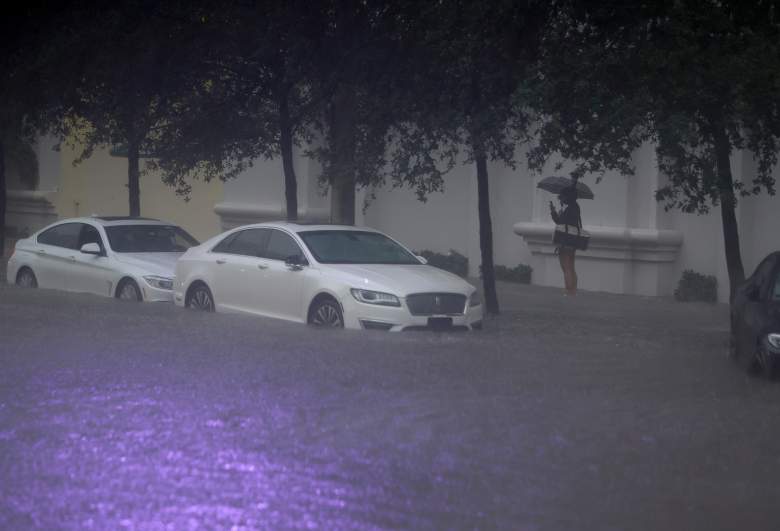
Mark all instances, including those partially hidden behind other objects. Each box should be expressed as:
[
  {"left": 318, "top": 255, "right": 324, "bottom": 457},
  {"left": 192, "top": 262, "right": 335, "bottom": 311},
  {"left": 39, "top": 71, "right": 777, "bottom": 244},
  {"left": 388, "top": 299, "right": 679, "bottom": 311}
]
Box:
[
  {"left": 674, "top": 270, "right": 718, "bottom": 303},
  {"left": 416, "top": 249, "right": 469, "bottom": 278},
  {"left": 492, "top": 264, "right": 533, "bottom": 284},
  {"left": 531, "top": 0, "right": 780, "bottom": 298}
]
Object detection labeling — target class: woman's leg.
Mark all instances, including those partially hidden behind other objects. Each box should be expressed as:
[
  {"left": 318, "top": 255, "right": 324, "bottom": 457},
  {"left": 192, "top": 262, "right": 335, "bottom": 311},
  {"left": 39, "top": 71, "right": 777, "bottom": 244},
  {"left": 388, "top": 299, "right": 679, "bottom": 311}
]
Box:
[
  {"left": 558, "top": 250, "right": 569, "bottom": 293},
  {"left": 569, "top": 250, "right": 578, "bottom": 294},
  {"left": 560, "top": 248, "right": 577, "bottom": 295}
]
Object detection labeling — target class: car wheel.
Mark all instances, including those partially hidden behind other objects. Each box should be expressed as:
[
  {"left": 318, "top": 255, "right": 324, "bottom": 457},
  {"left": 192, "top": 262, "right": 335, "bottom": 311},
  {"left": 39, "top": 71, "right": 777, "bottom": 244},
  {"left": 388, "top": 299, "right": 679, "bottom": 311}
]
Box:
[
  {"left": 186, "top": 283, "right": 215, "bottom": 312},
  {"left": 117, "top": 278, "right": 142, "bottom": 301},
  {"left": 16, "top": 268, "right": 38, "bottom": 288},
  {"left": 756, "top": 343, "right": 777, "bottom": 380},
  {"left": 308, "top": 297, "right": 344, "bottom": 328}
]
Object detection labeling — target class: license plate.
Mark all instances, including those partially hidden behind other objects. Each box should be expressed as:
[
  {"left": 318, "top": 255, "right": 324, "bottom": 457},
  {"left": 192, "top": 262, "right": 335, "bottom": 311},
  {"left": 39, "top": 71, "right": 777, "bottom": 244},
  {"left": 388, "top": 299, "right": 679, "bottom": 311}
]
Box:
[{"left": 428, "top": 317, "right": 453, "bottom": 330}]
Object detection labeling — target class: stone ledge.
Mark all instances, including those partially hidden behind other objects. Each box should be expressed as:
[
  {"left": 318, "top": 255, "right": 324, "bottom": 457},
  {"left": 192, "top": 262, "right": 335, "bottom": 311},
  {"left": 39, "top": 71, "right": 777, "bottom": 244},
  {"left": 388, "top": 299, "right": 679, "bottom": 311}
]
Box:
[
  {"left": 7, "top": 189, "right": 58, "bottom": 237},
  {"left": 214, "top": 201, "right": 330, "bottom": 229},
  {"left": 513, "top": 222, "right": 683, "bottom": 263}
]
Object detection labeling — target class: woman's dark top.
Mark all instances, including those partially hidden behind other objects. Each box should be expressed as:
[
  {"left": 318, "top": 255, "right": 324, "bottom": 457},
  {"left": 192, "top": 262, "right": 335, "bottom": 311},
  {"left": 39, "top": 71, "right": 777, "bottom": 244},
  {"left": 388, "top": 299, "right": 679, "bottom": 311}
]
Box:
[{"left": 551, "top": 202, "right": 581, "bottom": 227}]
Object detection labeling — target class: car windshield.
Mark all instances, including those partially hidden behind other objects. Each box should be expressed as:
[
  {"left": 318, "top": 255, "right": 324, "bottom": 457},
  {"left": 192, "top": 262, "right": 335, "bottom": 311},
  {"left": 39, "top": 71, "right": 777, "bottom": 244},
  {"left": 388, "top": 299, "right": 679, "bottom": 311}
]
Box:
[
  {"left": 105, "top": 225, "right": 199, "bottom": 253},
  {"left": 298, "top": 230, "right": 421, "bottom": 265}
]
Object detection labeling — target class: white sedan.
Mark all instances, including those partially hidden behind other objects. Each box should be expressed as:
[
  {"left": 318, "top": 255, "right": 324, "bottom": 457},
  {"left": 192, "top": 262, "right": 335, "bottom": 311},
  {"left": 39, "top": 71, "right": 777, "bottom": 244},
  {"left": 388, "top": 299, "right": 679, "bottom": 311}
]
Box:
[
  {"left": 174, "top": 222, "right": 483, "bottom": 331},
  {"left": 7, "top": 216, "right": 199, "bottom": 302}
]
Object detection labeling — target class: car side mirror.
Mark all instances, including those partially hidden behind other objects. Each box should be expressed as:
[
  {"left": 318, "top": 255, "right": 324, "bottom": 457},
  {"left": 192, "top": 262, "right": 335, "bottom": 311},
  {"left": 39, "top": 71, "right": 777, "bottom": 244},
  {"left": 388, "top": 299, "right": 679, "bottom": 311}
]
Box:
[
  {"left": 416, "top": 255, "right": 428, "bottom": 265},
  {"left": 80, "top": 242, "right": 102, "bottom": 256},
  {"left": 285, "top": 255, "right": 307, "bottom": 270}
]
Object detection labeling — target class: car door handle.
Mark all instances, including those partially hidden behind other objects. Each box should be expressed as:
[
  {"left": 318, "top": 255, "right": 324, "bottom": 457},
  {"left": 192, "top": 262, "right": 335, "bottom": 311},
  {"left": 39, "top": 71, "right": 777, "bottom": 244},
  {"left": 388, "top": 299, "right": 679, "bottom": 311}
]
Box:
[
  {"left": 216, "top": 259, "right": 227, "bottom": 265},
  {"left": 257, "top": 263, "right": 268, "bottom": 270},
  {"left": 68, "top": 256, "right": 76, "bottom": 262},
  {"left": 37, "top": 249, "right": 46, "bottom": 255}
]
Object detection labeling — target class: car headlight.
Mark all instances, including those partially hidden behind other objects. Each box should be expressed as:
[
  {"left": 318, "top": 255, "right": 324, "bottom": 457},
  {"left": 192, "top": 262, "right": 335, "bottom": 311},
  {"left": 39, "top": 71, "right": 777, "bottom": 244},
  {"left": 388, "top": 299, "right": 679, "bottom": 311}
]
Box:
[
  {"left": 350, "top": 288, "right": 400, "bottom": 307},
  {"left": 768, "top": 333, "right": 780, "bottom": 349},
  {"left": 469, "top": 291, "right": 482, "bottom": 307},
  {"left": 143, "top": 275, "right": 174, "bottom": 290}
]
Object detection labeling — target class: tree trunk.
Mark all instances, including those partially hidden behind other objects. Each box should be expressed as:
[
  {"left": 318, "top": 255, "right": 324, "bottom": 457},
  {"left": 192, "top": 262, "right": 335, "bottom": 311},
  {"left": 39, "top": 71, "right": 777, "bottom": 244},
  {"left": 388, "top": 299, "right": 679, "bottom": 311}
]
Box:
[
  {"left": 476, "top": 150, "right": 499, "bottom": 315},
  {"left": 279, "top": 93, "right": 298, "bottom": 222},
  {"left": 0, "top": 139, "right": 6, "bottom": 258},
  {"left": 328, "top": 84, "right": 356, "bottom": 225},
  {"left": 713, "top": 126, "right": 745, "bottom": 303},
  {"left": 127, "top": 140, "right": 141, "bottom": 217}
]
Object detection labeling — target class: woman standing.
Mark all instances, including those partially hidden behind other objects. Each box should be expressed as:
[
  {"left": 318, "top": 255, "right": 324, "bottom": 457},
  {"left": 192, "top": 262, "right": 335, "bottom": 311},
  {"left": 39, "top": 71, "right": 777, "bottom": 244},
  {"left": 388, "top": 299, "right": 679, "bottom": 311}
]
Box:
[{"left": 549, "top": 186, "right": 582, "bottom": 296}]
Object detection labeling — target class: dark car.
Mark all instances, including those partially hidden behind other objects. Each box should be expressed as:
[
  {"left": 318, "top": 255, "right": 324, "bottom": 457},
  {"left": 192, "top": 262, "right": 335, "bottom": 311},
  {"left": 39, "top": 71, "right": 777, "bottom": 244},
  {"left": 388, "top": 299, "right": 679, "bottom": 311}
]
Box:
[{"left": 730, "top": 252, "right": 780, "bottom": 378}]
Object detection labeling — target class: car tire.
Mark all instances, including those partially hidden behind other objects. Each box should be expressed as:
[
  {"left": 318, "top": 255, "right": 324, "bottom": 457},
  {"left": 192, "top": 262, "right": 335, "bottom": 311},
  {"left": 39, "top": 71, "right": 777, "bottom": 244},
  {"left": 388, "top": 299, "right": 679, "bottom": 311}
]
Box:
[
  {"left": 308, "top": 296, "right": 344, "bottom": 328},
  {"left": 186, "top": 283, "right": 215, "bottom": 312},
  {"left": 756, "top": 343, "right": 777, "bottom": 380},
  {"left": 16, "top": 268, "right": 38, "bottom": 288},
  {"left": 116, "top": 278, "right": 142, "bottom": 301}
]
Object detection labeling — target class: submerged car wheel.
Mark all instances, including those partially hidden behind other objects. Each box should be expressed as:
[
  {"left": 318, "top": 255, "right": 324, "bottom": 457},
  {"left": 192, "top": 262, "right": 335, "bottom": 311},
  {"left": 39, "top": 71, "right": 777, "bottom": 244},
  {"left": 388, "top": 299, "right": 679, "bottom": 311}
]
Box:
[
  {"left": 756, "top": 343, "right": 777, "bottom": 380},
  {"left": 16, "top": 268, "right": 38, "bottom": 288},
  {"left": 187, "top": 283, "right": 215, "bottom": 312},
  {"left": 309, "top": 297, "right": 344, "bottom": 328},
  {"left": 117, "top": 278, "right": 142, "bottom": 301}
]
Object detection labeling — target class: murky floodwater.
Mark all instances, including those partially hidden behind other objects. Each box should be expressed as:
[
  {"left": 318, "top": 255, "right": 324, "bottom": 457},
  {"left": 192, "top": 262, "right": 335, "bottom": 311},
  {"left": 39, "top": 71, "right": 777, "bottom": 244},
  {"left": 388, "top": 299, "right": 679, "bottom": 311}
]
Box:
[{"left": 2, "top": 283, "right": 780, "bottom": 530}]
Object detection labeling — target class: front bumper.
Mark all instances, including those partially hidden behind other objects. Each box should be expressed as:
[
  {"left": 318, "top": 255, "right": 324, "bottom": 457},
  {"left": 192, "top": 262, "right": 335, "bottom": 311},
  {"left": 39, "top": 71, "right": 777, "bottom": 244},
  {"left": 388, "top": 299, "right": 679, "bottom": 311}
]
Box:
[
  {"left": 342, "top": 295, "right": 483, "bottom": 332},
  {"left": 140, "top": 282, "right": 175, "bottom": 302}
]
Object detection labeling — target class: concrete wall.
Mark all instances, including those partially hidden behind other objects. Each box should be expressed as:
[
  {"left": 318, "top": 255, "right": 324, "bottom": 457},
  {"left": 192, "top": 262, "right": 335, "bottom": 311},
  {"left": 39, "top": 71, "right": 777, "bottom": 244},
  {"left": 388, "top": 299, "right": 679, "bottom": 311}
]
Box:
[
  {"left": 50, "top": 143, "right": 223, "bottom": 242},
  {"left": 19, "top": 133, "right": 780, "bottom": 303},
  {"left": 363, "top": 158, "right": 534, "bottom": 277},
  {"left": 216, "top": 146, "right": 330, "bottom": 227}
]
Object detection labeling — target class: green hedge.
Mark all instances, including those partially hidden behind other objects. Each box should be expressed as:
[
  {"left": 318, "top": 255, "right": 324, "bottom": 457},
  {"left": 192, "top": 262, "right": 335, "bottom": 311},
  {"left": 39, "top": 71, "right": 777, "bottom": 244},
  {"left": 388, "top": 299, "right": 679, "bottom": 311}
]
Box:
[
  {"left": 674, "top": 269, "right": 717, "bottom": 303},
  {"left": 416, "top": 249, "right": 469, "bottom": 277},
  {"left": 479, "top": 263, "right": 533, "bottom": 283},
  {"left": 416, "top": 250, "right": 533, "bottom": 284},
  {"left": 494, "top": 264, "right": 533, "bottom": 284}
]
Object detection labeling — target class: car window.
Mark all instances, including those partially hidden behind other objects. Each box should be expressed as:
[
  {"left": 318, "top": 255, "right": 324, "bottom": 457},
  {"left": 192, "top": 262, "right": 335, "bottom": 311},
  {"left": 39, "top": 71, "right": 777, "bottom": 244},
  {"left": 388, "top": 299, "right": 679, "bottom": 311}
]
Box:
[
  {"left": 105, "top": 225, "right": 199, "bottom": 253},
  {"left": 37, "top": 223, "right": 82, "bottom": 249},
  {"left": 263, "top": 230, "right": 304, "bottom": 261},
  {"left": 215, "top": 229, "right": 269, "bottom": 257},
  {"left": 212, "top": 232, "right": 238, "bottom": 253},
  {"left": 78, "top": 224, "right": 105, "bottom": 251},
  {"left": 773, "top": 273, "right": 780, "bottom": 301},
  {"left": 298, "top": 230, "right": 419, "bottom": 264}
]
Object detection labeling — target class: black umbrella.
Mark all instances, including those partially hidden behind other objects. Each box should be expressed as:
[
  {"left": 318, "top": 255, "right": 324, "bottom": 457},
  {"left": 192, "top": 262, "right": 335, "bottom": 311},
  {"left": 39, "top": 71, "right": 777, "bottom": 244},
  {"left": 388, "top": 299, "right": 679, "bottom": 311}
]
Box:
[{"left": 536, "top": 176, "right": 594, "bottom": 199}]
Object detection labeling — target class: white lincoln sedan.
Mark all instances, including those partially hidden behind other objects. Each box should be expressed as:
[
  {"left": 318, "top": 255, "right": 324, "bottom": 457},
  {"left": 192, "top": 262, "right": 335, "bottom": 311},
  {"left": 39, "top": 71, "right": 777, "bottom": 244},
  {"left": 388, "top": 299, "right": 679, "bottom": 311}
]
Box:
[
  {"left": 7, "top": 216, "right": 199, "bottom": 301},
  {"left": 174, "top": 222, "right": 483, "bottom": 331}
]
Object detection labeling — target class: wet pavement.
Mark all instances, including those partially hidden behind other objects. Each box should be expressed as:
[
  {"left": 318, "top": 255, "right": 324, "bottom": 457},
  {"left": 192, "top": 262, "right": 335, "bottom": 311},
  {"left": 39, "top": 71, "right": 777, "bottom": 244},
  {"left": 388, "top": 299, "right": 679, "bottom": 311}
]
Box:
[{"left": 1, "top": 278, "right": 779, "bottom": 530}]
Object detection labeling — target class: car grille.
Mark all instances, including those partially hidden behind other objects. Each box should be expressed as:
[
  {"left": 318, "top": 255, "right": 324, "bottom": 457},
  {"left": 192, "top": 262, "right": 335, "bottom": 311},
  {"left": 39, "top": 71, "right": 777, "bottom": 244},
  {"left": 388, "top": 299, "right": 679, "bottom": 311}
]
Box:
[{"left": 405, "top": 293, "right": 467, "bottom": 316}]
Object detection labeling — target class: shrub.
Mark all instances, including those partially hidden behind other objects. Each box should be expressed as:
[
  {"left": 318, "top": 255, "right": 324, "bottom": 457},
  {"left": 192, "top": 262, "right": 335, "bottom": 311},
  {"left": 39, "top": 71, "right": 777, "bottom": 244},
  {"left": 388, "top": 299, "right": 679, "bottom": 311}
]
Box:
[
  {"left": 494, "top": 264, "right": 533, "bottom": 284},
  {"left": 478, "top": 263, "right": 533, "bottom": 283},
  {"left": 416, "top": 249, "right": 469, "bottom": 277},
  {"left": 674, "top": 269, "right": 718, "bottom": 303}
]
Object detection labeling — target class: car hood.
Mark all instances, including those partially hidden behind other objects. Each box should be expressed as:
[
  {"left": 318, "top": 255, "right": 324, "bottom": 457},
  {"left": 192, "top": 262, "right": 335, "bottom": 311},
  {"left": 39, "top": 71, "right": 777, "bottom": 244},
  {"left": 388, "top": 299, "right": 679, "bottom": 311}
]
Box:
[
  {"left": 113, "top": 252, "right": 181, "bottom": 277},
  {"left": 321, "top": 264, "right": 474, "bottom": 296}
]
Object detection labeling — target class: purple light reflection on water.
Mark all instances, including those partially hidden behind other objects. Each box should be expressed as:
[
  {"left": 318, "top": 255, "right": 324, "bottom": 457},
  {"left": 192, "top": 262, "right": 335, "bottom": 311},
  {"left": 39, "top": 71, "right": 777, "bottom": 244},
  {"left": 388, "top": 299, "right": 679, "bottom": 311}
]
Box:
[{"left": 0, "top": 376, "right": 462, "bottom": 529}]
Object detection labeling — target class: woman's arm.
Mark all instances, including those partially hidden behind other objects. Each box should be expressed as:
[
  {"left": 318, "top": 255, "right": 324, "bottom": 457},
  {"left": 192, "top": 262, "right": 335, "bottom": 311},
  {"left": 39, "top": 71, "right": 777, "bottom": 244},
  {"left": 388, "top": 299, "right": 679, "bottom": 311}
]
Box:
[{"left": 550, "top": 201, "right": 561, "bottom": 223}]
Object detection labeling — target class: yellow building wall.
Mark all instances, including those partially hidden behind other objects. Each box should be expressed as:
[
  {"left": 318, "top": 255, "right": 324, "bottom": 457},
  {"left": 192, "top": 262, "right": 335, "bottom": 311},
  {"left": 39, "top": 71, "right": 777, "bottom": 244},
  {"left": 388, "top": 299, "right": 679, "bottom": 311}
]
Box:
[{"left": 51, "top": 144, "right": 223, "bottom": 242}]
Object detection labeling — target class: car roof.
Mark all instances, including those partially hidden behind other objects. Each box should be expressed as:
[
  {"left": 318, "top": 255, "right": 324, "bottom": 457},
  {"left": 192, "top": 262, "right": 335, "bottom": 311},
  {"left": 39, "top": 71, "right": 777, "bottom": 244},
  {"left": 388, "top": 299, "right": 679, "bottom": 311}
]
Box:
[
  {"left": 47, "top": 216, "right": 172, "bottom": 228},
  {"left": 237, "top": 221, "right": 382, "bottom": 234}
]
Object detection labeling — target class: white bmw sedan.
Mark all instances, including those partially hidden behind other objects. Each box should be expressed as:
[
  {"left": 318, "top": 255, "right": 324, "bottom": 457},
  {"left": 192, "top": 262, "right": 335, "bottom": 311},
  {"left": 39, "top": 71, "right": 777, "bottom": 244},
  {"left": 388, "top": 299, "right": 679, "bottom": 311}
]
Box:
[
  {"left": 174, "top": 222, "right": 483, "bottom": 331},
  {"left": 7, "top": 216, "right": 199, "bottom": 302}
]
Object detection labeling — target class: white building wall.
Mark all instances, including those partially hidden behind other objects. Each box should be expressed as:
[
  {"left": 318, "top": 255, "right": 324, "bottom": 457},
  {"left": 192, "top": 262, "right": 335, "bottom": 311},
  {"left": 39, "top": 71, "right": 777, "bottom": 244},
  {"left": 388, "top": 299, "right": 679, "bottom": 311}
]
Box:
[
  {"left": 362, "top": 158, "right": 535, "bottom": 277},
  {"left": 10, "top": 130, "right": 776, "bottom": 304},
  {"left": 215, "top": 146, "right": 330, "bottom": 228},
  {"left": 363, "top": 165, "right": 474, "bottom": 257}
]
